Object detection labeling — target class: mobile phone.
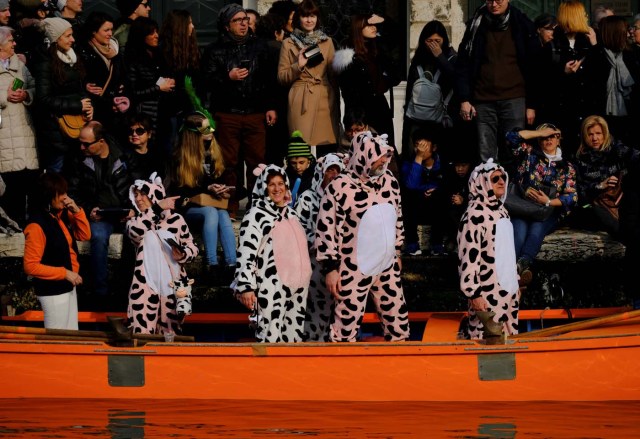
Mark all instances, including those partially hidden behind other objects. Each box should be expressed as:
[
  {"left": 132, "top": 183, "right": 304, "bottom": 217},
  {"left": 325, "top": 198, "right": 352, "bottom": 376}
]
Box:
[
  {"left": 11, "top": 77, "right": 24, "bottom": 91},
  {"left": 165, "top": 237, "right": 182, "bottom": 250},
  {"left": 239, "top": 60, "right": 251, "bottom": 70}
]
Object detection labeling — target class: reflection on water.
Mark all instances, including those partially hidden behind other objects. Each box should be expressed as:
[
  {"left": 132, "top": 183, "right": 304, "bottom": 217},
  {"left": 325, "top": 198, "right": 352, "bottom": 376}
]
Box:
[{"left": 0, "top": 399, "right": 639, "bottom": 438}]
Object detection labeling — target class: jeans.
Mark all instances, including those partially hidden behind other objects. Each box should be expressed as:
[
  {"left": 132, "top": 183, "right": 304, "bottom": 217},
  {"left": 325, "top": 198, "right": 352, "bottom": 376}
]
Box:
[
  {"left": 475, "top": 97, "right": 526, "bottom": 161},
  {"left": 511, "top": 213, "right": 559, "bottom": 263},
  {"left": 185, "top": 206, "right": 237, "bottom": 266},
  {"left": 90, "top": 221, "right": 114, "bottom": 295}
]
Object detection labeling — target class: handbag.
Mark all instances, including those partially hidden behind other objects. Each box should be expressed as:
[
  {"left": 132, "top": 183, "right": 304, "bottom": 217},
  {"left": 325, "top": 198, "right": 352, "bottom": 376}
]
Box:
[
  {"left": 188, "top": 193, "right": 229, "bottom": 210},
  {"left": 57, "top": 114, "right": 85, "bottom": 138},
  {"left": 504, "top": 182, "right": 556, "bottom": 221},
  {"left": 593, "top": 182, "right": 623, "bottom": 220}
]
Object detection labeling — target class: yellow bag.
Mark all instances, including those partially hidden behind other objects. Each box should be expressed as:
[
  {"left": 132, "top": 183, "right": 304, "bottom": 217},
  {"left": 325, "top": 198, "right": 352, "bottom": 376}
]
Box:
[{"left": 57, "top": 114, "right": 85, "bottom": 139}]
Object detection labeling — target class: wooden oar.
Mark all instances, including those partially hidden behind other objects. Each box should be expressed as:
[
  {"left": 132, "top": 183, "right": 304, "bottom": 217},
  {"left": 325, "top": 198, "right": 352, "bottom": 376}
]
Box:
[
  {"left": 0, "top": 325, "right": 194, "bottom": 342},
  {"left": 512, "top": 308, "right": 640, "bottom": 339}
]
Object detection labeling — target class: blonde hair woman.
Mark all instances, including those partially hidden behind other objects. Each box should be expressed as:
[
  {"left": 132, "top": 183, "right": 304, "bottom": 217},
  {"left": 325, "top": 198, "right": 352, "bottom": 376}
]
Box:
[
  {"left": 170, "top": 112, "right": 236, "bottom": 276},
  {"left": 539, "top": 0, "right": 598, "bottom": 156}
]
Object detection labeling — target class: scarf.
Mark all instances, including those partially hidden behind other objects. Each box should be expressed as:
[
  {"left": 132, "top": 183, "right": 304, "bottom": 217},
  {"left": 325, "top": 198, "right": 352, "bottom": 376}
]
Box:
[
  {"left": 228, "top": 32, "right": 250, "bottom": 45},
  {"left": 464, "top": 5, "right": 511, "bottom": 56},
  {"left": 90, "top": 38, "right": 118, "bottom": 69},
  {"left": 290, "top": 28, "right": 328, "bottom": 49},
  {"left": 543, "top": 146, "right": 563, "bottom": 162},
  {"left": 56, "top": 48, "right": 77, "bottom": 66},
  {"left": 604, "top": 48, "right": 634, "bottom": 116}
]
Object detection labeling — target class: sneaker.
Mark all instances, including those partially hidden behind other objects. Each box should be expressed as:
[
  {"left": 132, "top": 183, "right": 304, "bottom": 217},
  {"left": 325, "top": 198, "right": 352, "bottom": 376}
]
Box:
[
  {"left": 430, "top": 244, "right": 448, "bottom": 256},
  {"left": 403, "top": 242, "right": 422, "bottom": 256},
  {"left": 517, "top": 258, "right": 533, "bottom": 286}
]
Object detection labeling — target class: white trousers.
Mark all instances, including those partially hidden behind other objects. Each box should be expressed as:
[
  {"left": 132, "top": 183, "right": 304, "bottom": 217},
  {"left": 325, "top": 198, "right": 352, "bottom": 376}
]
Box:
[{"left": 37, "top": 288, "right": 79, "bottom": 330}]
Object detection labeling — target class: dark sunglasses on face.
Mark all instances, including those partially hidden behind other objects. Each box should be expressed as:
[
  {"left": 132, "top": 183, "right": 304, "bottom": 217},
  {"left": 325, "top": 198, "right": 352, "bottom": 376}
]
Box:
[
  {"left": 80, "top": 139, "right": 101, "bottom": 148},
  {"left": 491, "top": 174, "right": 506, "bottom": 183},
  {"left": 128, "top": 127, "right": 147, "bottom": 136}
]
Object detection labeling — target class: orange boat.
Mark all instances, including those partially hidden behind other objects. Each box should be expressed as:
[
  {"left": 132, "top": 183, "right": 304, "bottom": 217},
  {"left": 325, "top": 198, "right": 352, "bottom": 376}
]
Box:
[{"left": 1, "top": 308, "right": 639, "bottom": 402}]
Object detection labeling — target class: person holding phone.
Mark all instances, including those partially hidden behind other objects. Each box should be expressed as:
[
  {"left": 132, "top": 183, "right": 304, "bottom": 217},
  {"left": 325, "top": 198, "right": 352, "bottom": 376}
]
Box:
[
  {"left": 24, "top": 172, "right": 91, "bottom": 330},
  {"left": 0, "top": 26, "right": 38, "bottom": 227},
  {"left": 538, "top": 0, "right": 599, "bottom": 157}
]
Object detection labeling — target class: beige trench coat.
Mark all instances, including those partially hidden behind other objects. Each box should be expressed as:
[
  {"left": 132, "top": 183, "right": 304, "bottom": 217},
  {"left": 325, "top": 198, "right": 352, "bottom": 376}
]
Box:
[{"left": 278, "top": 37, "right": 340, "bottom": 147}]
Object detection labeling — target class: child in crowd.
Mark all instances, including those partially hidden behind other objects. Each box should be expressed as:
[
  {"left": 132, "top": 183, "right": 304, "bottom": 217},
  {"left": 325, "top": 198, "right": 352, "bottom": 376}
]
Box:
[
  {"left": 284, "top": 130, "right": 316, "bottom": 206},
  {"left": 442, "top": 151, "right": 475, "bottom": 252},
  {"left": 401, "top": 128, "right": 447, "bottom": 256}
]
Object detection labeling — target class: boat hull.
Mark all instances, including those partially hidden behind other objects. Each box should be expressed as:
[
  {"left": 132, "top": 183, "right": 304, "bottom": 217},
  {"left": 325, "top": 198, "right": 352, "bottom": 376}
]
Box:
[{"left": 2, "top": 326, "right": 639, "bottom": 401}]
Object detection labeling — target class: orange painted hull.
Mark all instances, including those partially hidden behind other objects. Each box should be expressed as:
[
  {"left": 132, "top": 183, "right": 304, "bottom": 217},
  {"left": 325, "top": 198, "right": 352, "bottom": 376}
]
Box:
[{"left": 1, "top": 318, "right": 639, "bottom": 401}]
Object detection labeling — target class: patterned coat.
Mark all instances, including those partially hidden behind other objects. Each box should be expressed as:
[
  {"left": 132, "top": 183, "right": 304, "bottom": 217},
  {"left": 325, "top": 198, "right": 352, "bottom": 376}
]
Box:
[
  {"left": 457, "top": 159, "right": 519, "bottom": 339},
  {"left": 125, "top": 173, "right": 198, "bottom": 334}
]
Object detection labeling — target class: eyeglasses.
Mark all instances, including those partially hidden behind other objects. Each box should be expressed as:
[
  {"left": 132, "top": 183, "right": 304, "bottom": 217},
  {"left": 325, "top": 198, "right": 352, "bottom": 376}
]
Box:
[
  {"left": 491, "top": 174, "right": 506, "bottom": 183},
  {"left": 128, "top": 127, "right": 147, "bottom": 136},
  {"left": 79, "top": 138, "right": 101, "bottom": 148},
  {"left": 140, "top": 1, "right": 150, "bottom": 8},
  {"left": 486, "top": 0, "right": 505, "bottom": 5},
  {"left": 230, "top": 17, "right": 250, "bottom": 24}
]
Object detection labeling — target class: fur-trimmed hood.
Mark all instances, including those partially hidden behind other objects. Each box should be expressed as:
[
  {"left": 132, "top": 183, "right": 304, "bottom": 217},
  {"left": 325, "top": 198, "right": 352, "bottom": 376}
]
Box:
[{"left": 332, "top": 47, "right": 355, "bottom": 73}]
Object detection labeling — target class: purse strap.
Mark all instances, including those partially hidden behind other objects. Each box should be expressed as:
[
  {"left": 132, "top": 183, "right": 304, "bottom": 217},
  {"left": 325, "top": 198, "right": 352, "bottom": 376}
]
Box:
[{"left": 99, "top": 64, "right": 114, "bottom": 97}]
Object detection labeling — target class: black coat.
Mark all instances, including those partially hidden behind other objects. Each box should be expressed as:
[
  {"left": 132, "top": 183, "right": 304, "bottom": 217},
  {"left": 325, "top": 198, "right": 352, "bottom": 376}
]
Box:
[
  {"left": 125, "top": 48, "right": 163, "bottom": 127},
  {"left": 31, "top": 48, "right": 87, "bottom": 155},
  {"left": 201, "top": 33, "right": 276, "bottom": 114}
]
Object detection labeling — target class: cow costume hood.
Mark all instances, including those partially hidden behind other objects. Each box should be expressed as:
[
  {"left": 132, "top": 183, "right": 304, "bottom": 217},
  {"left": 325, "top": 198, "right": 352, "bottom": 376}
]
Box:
[{"left": 129, "top": 172, "right": 166, "bottom": 213}]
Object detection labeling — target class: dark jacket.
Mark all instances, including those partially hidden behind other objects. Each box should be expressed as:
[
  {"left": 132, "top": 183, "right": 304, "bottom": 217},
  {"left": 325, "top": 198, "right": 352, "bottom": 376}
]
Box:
[
  {"left": 68, "top": 141, "right": 132, "bottom": 213},
  {"left": 201, "top": 33, "right": 276, "bottom": 114},
  {"left": 624, "top": 44, "right": 640, "bottom": 117},
  {"left": 334, "top": 47, "right": 400, "bottom": 140},
  {"left": 31, "top": 48, "right": 87, "bottom": 154},
  {"left": 455, "top": 5, "right": 540, "bottom": 109},
  {"left": 405, "top": 47, "right": 457, "bottom": 113},
  {"left": 28, "top": 213, "right": 76, "bottom": 297},
  {"left": 76, "top": 41, "right": 128, "bottom": 124},
  {"left": 124, "top": 48, "right": 163, "bottom": 126}
]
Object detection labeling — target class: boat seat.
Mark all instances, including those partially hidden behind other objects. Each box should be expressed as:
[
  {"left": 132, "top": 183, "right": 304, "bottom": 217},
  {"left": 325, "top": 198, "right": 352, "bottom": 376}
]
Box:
[{"left": 422, "top": 312, "right": 466, "bottom": 342}]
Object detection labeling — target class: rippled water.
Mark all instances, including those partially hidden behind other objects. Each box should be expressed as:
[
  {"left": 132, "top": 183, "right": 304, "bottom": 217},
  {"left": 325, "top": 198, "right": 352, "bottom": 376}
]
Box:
[{"left": 0, "top": 399, "right": 638, "bottom": 438}]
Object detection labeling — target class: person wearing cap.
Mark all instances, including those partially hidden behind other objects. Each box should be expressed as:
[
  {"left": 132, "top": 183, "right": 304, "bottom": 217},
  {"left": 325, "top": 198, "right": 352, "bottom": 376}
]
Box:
[
  {"left": 504, "top": 124, "right": 577, "bottom": 285},
  {"left": 0, "top": 0, "right": 11, "bottom": 26},
  {"left": 284, "top": 130, "right": 316, "bottom": 206},
  {"left": 54, "top": 0, "right": 83, "bottom": 33},
  {"left": 202, "top": 3, "right": 277, "bottom": 214},
  {"left": 31, "top": 16, "right": 93, "bottom": 172},
  {"left": 113, "top": 0, "right": 150, "bottom": 51},
  {"left": 534, "top": 13, "right": 557, "bottom": 46},
  {"left": 333, "top": 13, "right": 400, "bottom": 145}
]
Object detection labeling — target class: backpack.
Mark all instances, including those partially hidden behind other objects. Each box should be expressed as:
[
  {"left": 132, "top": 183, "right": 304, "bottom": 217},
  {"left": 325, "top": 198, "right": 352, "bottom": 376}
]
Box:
[{"left": 405, "top": 65, "right": 453, "bottom": 124}]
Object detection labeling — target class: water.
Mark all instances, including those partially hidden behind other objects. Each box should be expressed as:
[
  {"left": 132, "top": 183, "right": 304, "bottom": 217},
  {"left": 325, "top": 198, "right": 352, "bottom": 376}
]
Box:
[{"left": 0, "top": 399, "right": 638, "bottom": 438}]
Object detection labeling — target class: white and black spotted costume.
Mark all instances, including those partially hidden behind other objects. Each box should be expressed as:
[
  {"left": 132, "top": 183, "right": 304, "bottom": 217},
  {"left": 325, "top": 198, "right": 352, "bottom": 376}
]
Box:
[
  {"left": 126, "top": 173, "right": 198, "bottom": 334},
  {"left": 234, "top": 164, "right": 312, "bottom": 342},
  {"left": 295, "top": 153, "right": 346, "bottom": 341},
  {"left": 457, "top": 159, "right": 519, "bottom": 339},
  {"left": 315, "top": 132, "right": 410, "bottom": 342}
]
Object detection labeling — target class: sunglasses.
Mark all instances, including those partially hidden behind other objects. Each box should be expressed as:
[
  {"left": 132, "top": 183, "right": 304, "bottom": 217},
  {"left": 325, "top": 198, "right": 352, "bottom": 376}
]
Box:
[
  {"left": 128, "top": 127, "right": 147, "bottom": 136},
  {"left": 79, "top": 138, "right": 101, "bottom": 148},
  {"left": 491, "top": 174, "right": 506, "bottom": 183}
]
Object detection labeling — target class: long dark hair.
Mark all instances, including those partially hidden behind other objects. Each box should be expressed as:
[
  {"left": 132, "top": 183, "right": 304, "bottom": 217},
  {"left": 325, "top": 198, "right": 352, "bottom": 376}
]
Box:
[
  {"left": 160, "top": 10, "right": 200, "bottom": 71},
  {"left": 349, "top": 14, "right": 377, "bottom": 59},
  {"left": 48, "top": 43, "right": 85, "bottom": 86},
  {"left": 410, "top": 20, "right": 451, "bottom": 69},
  {"left": 125, "top": 17, "right": 159, "bottom": 61}
]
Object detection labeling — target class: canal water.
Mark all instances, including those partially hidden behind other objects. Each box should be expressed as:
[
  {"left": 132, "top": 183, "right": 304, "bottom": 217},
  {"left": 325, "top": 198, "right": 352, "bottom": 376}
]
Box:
[{"left": 0, "top": 399, "right": 638, "bottom": 437}]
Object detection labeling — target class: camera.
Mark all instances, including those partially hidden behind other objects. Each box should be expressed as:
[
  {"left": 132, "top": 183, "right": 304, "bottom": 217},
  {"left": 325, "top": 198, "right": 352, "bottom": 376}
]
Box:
[{"left": 303, "top": 44, "right": 324, "bottom": 68}]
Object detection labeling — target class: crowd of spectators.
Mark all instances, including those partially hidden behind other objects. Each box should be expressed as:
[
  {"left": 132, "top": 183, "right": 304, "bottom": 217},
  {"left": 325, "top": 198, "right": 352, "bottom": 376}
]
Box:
[{"left": 3, "top": 0, "right": 640, "bottom": 339}]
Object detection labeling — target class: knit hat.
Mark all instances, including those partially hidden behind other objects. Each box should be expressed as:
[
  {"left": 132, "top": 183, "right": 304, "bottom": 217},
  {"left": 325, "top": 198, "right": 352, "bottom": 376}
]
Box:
[
  {"left": 43, "top": 17, "right": 72, "bottom": 42},
  {"left": 57, "top": 0, "right": 67, "bottom": 11},
  {"left": 117, "top": 0, "right": 143, "bottom": 19},
  {"left": 0, "top": 0, "right": 9, "bottom": 10},
  {"left": 218, "top": 4, "right": 245, "bottom": 27},
  {"left": 287, "top": 130, "right": 313, "bottom": 159}
]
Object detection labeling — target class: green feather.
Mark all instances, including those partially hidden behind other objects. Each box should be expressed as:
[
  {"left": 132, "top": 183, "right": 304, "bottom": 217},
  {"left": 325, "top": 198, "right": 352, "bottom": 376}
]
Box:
[{"left": 184, "top": 76, "right": 216, "bottom": 130}]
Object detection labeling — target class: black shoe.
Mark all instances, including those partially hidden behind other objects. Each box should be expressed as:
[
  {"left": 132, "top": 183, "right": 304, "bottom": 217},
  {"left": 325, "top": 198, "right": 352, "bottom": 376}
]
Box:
[{"left": 517, "top": 258, "right": 533, "bottom": 286}]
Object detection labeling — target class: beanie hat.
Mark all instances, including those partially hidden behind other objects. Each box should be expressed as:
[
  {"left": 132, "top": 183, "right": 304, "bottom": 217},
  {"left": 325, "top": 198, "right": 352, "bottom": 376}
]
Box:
[
  {"left": 117, "top": 0, "right": 142, "bottom": 19},
  {"left": 43, "top": 17, "right": 72, "bottom": 42},
  {"left": 57, "top": 0, "right": 67, "bottom": 11},
  {"left": 287, "top": 130, "right": 313, "bottom": 160},
  {"left": 218, "top": 4, "right": 245, "bottom": 28},
  {"left": 0, "top": 0, "right": 9, "bottom": 10}
]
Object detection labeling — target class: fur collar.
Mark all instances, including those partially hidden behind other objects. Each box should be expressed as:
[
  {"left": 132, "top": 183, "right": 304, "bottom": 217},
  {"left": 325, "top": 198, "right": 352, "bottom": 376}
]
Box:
[{"left": 332, "top": 47, "right": 355, "bottom": 73}]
